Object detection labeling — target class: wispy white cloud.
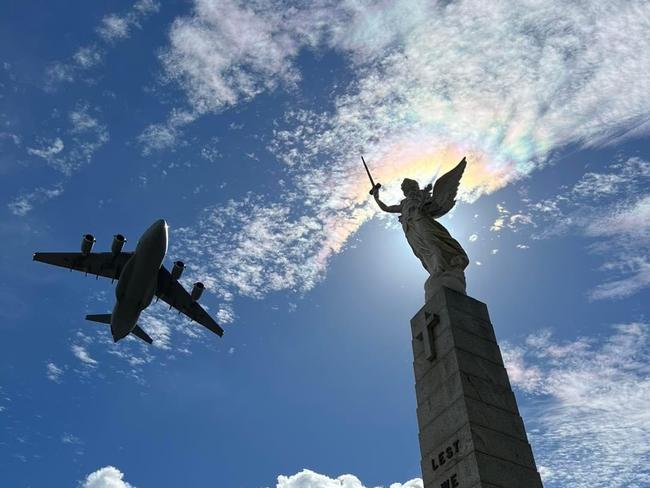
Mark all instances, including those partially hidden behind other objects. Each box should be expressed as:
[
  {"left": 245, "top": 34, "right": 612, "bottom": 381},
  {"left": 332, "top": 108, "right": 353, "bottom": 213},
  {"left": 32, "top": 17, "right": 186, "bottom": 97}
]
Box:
[
  {"left": 8, "top": 183, "right": 64, "bottom": 216},
  {"left": 97, "top": 0, "right": 160, "bottom": 42},
  {"left": 585, "top": 195, "right": 650, "bottom": 240},
  {"left": 46, "top": 0, "right": 160, "bottom": 88},
  {"left": 136, "top": 307, "right": 174, "bottom": 350},
  {"left": 45, "top": 63, "right": 76, "bottom": 86},
  {"left": 200, "top": 136, "right": 222, "bottom": 162},
  {"left": 0, "top": 131, "right": 21, "bottom": 146},
  {"left": 497, "top": 157, "right": 650, "bottom": 300},
  {"left": 66, "top": 288, "right": 227, "bottom": 378},
  {"left": 72, "top": 345, "right": 98, "bottom": 366},
  {"left": 27, "top": 138, "right": 64, "bottom": 160},
  {"left": 276, "top": 469, "right": 422, "bottom": 488},
  {"left": 46, "top": 362, "right": 64, "bottom": 383},
  {"left": 216, "top": 303, "right": 235, "bottom": 324},
  {"left": 139, "top": 0, "right": 316, "bottom": 153},
  {"left": 72, "top": 46, "right": 103, "bottom": 69},
  {"left": 157, "top": 0, "right": 650, "bottom": 178},
  {"left": 138, "top": 121, "right": 182, "bottom": 155},
  {"left": 503, "top": 323, "right": 650, "bottom": 486},
  {"left": 589, "top": 256, "right": 650, "bottom": 301},
  {"left": 80, "top": 466, "right": 135, "bottom": 488},
  {"left": 174, "top": 196, "right": 329, "bottom": 298},
  {"left": 61, "top": 431, "right": 85, "bottom": 456},
  {"left": 157, "top": 0, "right": 649, "bottom": 310},
  {"left": 25, "top": 103, "right": 108, "bottom": 175},
  {"left": 489, "top": 202, "right": 535, "bottom": 233},
  {"left": 61, "top": 432, "right": 81, "bottom": 445},
  {"left": 0, "top": 386, "right": 7, "bottom": 413},
  {"left": 69, "top": 105, "right": 102, "bottom": 133},
  {"left": 97, "top": 15, "right": 130, "bottom": 42},
  {"left": 586, "top": 196, "right": 650, "bottom": 299}
]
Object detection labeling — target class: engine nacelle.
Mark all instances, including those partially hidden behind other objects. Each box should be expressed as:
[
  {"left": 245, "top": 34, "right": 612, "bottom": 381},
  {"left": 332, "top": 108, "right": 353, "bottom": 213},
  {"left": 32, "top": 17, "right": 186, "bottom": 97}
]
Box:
[
  {"left": 171, "top": 260, "right": 185, "bottom": 280},
  {"left": 81, "top": 234, "right": 95, "bottom": 256},
  {"left": 190, "top": 282, "right": 205, "bottom": 302},
  {"left": 111, "top": 234, "right": 126, "bottom": 256}
]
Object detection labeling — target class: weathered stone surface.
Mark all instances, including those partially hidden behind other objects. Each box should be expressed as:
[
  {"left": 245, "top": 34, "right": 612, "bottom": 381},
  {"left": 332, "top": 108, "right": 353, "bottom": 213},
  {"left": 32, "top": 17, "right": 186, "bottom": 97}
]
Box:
[
  {"left": 423, "top": 448, "right": 481, "bottom": 488},
  {"left": 450, "top": 325, "right": 504, "bottom": 365},
  {"left": 446, "top": 308, "right": 496, "bottom": 343},
  {"left": 417, "top": 395, "right": 528, "bottom": 443},
  {"left": 419, "top": 396, "right": 469, "bottom": 451},
  {"left": 475, "top": 452, "right": 543, "bottom": 487},
  {"left": 471, "top": 424, "right": 537, "bottom": 468},
  {"left": 421, "top": 423, "right": 474, "bottom": 479},
  {"left": 415, "top": 369, "right": 464, "bottom": 417},
  {"left": 444, "top": 287, "right": 490, "bottom": 322},
  {"left": 413, "top": 325, "right": 456, "bottom": 364},
  {"left": 454, "top": 349, "right": 512, "bottom": 389},
  {"left": 459, "top": 371, "right": 520, "bottom": 414},
  {"left": 411, "top": 288, "right": 491, "bottom": 337},
  {"left": 464, "top": 397, "right": 527, "bottom": 439},
  {"left": 413, "top": 342, "right": 457, "bottom": 382},
  {"left": 411, "top": 287, "right": 542, "bottom": 487},
  {"left": 466, "top": 483, "right": 503, "bottom": 488}
]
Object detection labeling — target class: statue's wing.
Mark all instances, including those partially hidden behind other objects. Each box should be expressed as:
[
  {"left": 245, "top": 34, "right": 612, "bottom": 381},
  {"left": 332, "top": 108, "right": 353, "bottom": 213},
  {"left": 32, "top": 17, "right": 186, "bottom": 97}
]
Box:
[{"left": 424, "top": 157, "right": 466, "bottom": 218}]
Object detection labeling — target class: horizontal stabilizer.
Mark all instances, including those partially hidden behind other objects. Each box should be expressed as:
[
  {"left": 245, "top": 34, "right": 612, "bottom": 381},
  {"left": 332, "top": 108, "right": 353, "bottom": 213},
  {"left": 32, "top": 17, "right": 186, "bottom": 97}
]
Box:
[
  {"left": 86, "top": 313, "right": 111, "bottom": 324},
  {"left": 130, "top": 324, "right": 153, "bottom": 344}
]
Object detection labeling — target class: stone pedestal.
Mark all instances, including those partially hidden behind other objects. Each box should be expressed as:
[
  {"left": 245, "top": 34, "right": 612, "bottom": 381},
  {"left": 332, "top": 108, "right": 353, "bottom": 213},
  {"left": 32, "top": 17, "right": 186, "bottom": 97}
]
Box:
[{"left": 411, "top": 287, "right": 543, "bottom": 488}]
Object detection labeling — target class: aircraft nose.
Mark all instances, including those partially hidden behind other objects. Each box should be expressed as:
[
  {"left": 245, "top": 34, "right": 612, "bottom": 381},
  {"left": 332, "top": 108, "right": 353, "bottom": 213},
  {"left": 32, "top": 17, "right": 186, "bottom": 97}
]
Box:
[{"left": 147, "top": 219, "right": 167, "bottom": 239}]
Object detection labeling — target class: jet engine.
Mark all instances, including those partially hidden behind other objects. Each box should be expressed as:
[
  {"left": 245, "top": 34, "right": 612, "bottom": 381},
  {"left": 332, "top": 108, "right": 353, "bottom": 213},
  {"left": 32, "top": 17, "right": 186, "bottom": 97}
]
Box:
[
  {"left": 171, "top": 260, "right": 185, "bottom": 280},
  {"left": 191, "top": 282, "right": 205, "bottom": 302},
  {"left": 111, "top": 234, "right": 126, "bottom": 256},
  {"left": 81, "top": 234, "right": 95, "bottom": 256}
]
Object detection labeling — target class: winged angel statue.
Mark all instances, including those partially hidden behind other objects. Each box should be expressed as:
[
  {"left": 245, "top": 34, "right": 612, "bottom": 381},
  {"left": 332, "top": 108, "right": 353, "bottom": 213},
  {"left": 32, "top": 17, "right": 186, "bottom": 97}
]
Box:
[{"left": 372, "top": 157, "right": 469, "bottom": 300}]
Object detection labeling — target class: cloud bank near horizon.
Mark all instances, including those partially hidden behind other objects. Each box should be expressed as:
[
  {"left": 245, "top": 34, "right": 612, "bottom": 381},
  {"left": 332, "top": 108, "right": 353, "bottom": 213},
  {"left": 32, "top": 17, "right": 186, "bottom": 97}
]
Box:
[
  {"left": 80, "top": 466, "right": 422, "bottom": 488},
  {"left": 275, "top": 469, "right": 422, "bottom": 488},
  {"left": 80, "top": 466, "right": 136, "bottom": 488}
]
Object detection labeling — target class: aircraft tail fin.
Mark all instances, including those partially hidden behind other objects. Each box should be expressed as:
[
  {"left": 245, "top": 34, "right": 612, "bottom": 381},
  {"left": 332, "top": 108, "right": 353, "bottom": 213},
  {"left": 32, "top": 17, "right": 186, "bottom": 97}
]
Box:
[
  {"left": 85, "top": 313, "right": 112, "bottom": 324},
  {"left": 84, "top": 314, "right": 153, "bottom": 345},
  {"left": 130, "top": 324, "right": 153, "bottom": 344}
]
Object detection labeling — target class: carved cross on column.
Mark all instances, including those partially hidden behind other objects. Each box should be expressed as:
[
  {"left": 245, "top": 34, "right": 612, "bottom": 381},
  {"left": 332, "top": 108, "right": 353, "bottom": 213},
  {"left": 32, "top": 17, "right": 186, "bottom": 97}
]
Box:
[{"left": 415, "top": 311, "right": 439, "bottom": 361}]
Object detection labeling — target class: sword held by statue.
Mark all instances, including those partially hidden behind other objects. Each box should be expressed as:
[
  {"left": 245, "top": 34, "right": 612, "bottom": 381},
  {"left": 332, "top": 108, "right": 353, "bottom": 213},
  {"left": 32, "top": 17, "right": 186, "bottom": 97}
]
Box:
[{"left": 361, "top": 155, "right": 381, "bottom": 195}]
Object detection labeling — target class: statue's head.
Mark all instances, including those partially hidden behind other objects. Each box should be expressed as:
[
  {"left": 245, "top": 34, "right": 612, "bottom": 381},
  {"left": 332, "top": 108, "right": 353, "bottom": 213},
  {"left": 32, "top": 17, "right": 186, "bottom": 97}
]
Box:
[{"left": 401, "top": 178, "right": 420, "bottom": 196}]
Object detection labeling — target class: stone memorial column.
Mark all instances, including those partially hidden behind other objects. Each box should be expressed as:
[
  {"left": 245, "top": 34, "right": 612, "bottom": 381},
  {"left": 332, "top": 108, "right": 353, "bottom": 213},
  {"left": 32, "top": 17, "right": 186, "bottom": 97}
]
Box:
[{"left": 411, "top": 287, "right": 543, "bottom": 488}]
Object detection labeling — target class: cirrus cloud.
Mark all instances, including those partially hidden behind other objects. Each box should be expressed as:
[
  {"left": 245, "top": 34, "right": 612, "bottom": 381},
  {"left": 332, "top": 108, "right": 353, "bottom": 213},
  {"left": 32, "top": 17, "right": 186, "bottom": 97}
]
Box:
[
  {"left": 503, "top": 323, "right": 650, "bottom": 487},
  {"left": 151, "top": 0, "right": 650, "bottom": 306}
]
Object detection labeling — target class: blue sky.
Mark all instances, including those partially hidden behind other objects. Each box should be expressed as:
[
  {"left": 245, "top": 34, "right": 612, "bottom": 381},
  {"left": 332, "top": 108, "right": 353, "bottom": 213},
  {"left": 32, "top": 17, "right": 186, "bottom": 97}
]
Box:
[{"left": 1, "top": 1, "right": 649, "bottom": 487}]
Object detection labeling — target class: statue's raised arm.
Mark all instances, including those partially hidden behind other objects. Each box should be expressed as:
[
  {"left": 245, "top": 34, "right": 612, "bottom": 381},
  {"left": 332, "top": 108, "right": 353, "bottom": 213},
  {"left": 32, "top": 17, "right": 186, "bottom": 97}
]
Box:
[{"left": 372, "top": 187, "right": 402, "bottom": 213}]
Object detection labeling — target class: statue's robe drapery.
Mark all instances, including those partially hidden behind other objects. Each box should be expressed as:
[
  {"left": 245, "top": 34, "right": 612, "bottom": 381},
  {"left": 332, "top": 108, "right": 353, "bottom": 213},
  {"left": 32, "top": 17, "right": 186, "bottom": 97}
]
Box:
[{"left": 399, "top": 191, "right": 469, "bottom": 278}]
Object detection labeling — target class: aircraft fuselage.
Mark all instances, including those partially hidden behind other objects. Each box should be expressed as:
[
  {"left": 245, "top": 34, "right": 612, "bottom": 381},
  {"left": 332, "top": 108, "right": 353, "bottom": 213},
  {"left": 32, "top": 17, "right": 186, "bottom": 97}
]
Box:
[{"left": 111, "top": 219, "right": 168, "bottom": 341}]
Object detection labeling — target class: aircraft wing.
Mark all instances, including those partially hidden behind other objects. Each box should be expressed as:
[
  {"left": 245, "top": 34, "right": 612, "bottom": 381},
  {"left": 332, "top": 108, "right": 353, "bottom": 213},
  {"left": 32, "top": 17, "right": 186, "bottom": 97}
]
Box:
[
  {"left": 33, "top": 252, "right": 133, "bottom": 280},
  {"left": 156, "top": 266, "right": 224, "bottom": 337}
]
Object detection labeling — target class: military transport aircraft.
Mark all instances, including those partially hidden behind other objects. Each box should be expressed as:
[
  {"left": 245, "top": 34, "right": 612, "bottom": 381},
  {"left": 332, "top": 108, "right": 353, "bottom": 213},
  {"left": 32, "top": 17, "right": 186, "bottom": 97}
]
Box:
[{"left": 33, "top": 219, "right": 223, "bottom": 345}]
